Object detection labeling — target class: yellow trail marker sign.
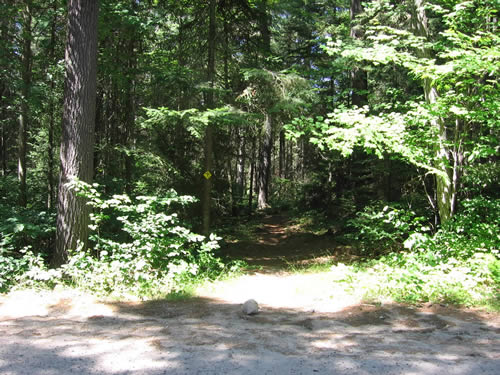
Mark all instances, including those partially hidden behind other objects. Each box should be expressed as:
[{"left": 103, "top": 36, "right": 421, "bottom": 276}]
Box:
[{"left": 203, "top": 171, "right": 212, "bottom": 180}]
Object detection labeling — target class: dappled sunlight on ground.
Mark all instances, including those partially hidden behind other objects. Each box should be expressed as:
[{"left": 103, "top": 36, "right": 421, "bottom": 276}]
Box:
[
  {"left": 0, "top": 288, "right": 114, "bottom": 319},
  {"left": 1, "top": 289, "right": 499, "bottom": 374},
  {"left": 1, "top": 215, "right": 499, "bottom": 374},
  {"left": 197, "top": 272, "right": 361, "bottom": 313}
]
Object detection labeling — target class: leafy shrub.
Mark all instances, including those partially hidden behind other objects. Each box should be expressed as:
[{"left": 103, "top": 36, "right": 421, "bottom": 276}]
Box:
[
  {"left": 0, "top": 203, "right": 55, "bottom": 255},
  {"left": 432, "top": 197, "right": 500, "bottom": 258},
  {"left": 0, "top": 247, "right": 62, "bottom": 293},
  {"left": 0, "top": 202, "right": 56, "bottom": 292},
  {"left": 343, "top": 202, "right": 429, "bottom": 256},
  {"left": 333, "top": 197, "right": 499, "bottom": 308},
  {"left": 489, "top": 259, "right": 500, "bottom": 285},
  {"left": 0, "top": 252, "right": 30, "bottom": 292},
  {"left": 331, "top": 249, "right": 498, "bottom": 309},
  {"left": 61, "top": 181, "right": 235, "bottom": 298}
]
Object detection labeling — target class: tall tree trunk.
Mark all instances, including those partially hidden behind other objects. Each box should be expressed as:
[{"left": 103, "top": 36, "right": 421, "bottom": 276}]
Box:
[
  {"left": 18, "top": 0, "right": 32, "bottom": 207},
  {"left": 257, "top": 0, "right": 271, "bottom": 58},
  {"left": 286, "top": 138, "right": 292, "bottom": 179},
  {"left": 248, "top": 135, "right": 256, "bottom": 213},
  {"left": 256, "top": 1, "right": 273, "bottom": 210},
  {"left": 223, "top": 14, "right": 231, "bottom": 102},
  {"left": 279, "top": 129, "right": 285, "bottom": 179},
  {"left": 0, "top": 123, "right": 6, "bottom": 176},
  {"left": 93, "top": 88, "right": 103, "bottom": 178},
  {"left": 124, "top": 17, "right": 137, "bottom": 195},
  {"left": 350, "top": 0, "right": 367, "bottom": 107},
  {"left": 227, "top": 157, "right": 235, "bottom": 214},
  {"left": 0, "top": 95, "right": 7, "bottom": 175},
  {"left": 47, "top": 97, "right": 56, "bottom": 209},
  {"left": 301, "top": 137, "right": 306, "bottom": 181},
  {"left": 177, "top": 15, "right": 187, "bottom": 110},
  {"left": 234, "top": 128, "right": 246, "bottom": 215},
  {"left": 46, "top": 0, "right": 58, "bottom": 209},
  {"left": 423, "top": 79, "right": 455, "bottom": 223},
  {"left": 53, "top": 0, "right": 99, "bottom": 267},
  {"left": 414, "top": 0, "right": 456, "bottom": 224},
  {"left": 124, "top": 87, "right": 135, "bottom": 195},
  {"left": 0, "top": 4, "right": 12, "bottom": 177},
  {"left": 202, "top": 0, "right": 216, "bottom": 235},
  {"left": 257, "top": 112, "right": 272, "bottom": 209}
]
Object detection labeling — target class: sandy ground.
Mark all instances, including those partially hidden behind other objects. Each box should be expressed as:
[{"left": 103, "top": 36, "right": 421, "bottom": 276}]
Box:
[
  {"left": 1, "top": 279, "right": 499, "bottom": 375},
  {"left": 1, "top": 216, "right": 499, "bottom": 374}
]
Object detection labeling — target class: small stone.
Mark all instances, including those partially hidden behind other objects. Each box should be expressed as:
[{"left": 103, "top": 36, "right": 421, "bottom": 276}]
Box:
[{"left": 242, "top": 299, "right": 259, "bottom": 315}]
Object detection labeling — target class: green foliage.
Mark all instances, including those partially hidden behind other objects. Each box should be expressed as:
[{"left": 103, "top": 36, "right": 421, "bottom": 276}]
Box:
[
  {"left": 324, "top": 192, "right": 499, "bottom": 308},
  {"left": 0, "top": 248, "right": 62, "bottom": 293},
  {"left": 0, "top": 250, "right": 31, "bottom": 293},
  {"left": 488, "top": 259, "right": 500, "bottom": 285},
  {"left": 343, "top": 202, "right": 430, "bottom": 256},
  {"left": 238, "top": 68, "right": 312, "bottom": 115},
  {"left": 60, "top": 180, "right": 236, "bottom": 298},
  {"left": 345, "top": 196, "right": 499, "bottom": 259},
  {"left": 1, "top": 0, "right": 497, "bottom": 311},
  {"left": 143, "top": 106, "right": 252, "bottom": 138},
  {"left": 332, "top": 195, "right": 500, "bottom": 308},
  {"left": 0, "top": 206, "right": 55, "bottom": 253},
  {"left": 0, "top": 197, "right": 56, "bottom": 292},
  {"left": 305, "top": 106, "right": 439, "bottom": 174},
  {"left": 307, "top": 0, "right": 500, "bottom": 204},
  {"left": 429, "top": 197, "right": 500, "bottom": 258},
  {"left": 329, "top": 248, "right": 498, "bottom": 309},
  {"left": 462, "top": 161, "right": 500, "bottom": 196}
]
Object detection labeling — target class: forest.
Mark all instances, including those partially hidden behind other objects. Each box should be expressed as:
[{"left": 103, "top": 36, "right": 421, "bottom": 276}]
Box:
[{"left": 0, "top": 0, "right": 498, "bottom": 308}]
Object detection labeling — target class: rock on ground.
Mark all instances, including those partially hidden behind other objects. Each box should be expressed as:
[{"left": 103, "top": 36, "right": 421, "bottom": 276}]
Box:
[{"left": 242, "top": 299, "right": 259, "bottom": 315}]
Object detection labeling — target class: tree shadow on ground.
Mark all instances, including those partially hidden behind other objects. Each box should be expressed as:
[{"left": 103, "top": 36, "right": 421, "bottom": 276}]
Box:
[
  {"left": 1, "top": 296, "right": 499, "bottom": 374},
  {"left": 220, "top": 214, "right": 343, "bottom": 273}
]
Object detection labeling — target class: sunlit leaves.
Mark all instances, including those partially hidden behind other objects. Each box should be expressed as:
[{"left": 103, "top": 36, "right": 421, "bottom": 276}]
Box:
[
  {"left": 59, "top": 179, "right": 230, "bottom": 297},
  {"left": 238, "top": 68, "right": 311, "bottom": 115},
  {"left": 312, "top": 0, "right": 499, "bottom": 192},
  {"left": 143, "top": 106, "right": 252, "bottom": 139}
]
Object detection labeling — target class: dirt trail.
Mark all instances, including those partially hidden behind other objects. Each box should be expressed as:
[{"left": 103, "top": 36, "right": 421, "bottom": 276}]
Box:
[
  {"left": 1, "top": 215, "right": 499, "bottom": 374},
  {"left": 220, "top": 214, "right": 338, "bottom": 271}
]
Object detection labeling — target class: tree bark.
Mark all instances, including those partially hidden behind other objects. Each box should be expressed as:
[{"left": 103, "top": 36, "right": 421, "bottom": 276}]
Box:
[
  {"left": 18, "top": 0, "right": 32, "bottom": 207},
  {"left": 279, "top": 129, "right": 285, "bottom": 179},
  {"left": 423, "top": 79, "right": 456, "bottom": 223},
  {"left": 257, "top": 0, "right": 271, "bottom": 58},
  {"left": 124, "top": 20, "right": 137, "bottom": 195},
  {"left": 0, "top": 126, "right": 5, "bottom": 176},
  {"left": 202, "top": 0, "right": 216, "bottom": 235},
  {"left": 255, "top": 1, "right": 273, "bottom": 210},
  {"left": 0, "top": 5, "right": 9, "bottom": 176},
  {"left": 350, "top": 0, "right": 367, "bottom": 107},
  {"left": 53, "top": 0, "right": 99, "bottom": 267},
  {"left": 0, "top": 88, "right": 8, "bottom": 175},
  {"left": 223, "top": 14, "right": 231, "bottom": 102},
  {"left": 248, "top": 135, "right": 256, "bottom": 213},
  {"left": 257, "top": 112, "right": 272, "bottom": 210},
  {"left": 234, "top": 128, "right": 246, "bottom": 215},
  {"left": 47, "top": 0, "right": 58, "bottom": 209},
  {"left": 414, "top": 0, "right": 457, "bottom": 224}
]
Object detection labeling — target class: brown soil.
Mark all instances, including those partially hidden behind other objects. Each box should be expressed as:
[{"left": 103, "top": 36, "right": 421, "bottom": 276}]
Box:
[{"left": 220, "top": 214, "right": 342, "bottom": 271}]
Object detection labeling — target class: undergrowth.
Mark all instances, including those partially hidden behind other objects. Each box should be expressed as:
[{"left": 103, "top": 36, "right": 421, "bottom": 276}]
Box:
[
  {"left": 333, "top": 252, "right": 498, "bottom": 310},
  {"left": 1, "top": 188, "right": 498, "bottom": 310},
  {"left": 1, "top": 181, "right": 244, "bottom": 299},
  {"left": 291, "top": 198, "right": 500, "bottom": 311}
]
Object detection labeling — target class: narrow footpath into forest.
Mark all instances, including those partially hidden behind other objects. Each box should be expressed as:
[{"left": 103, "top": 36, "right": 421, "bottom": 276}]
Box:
[
  {"left": 219, "top": 214, "right": 340, "bottom": 272},
  {"left": 1, "top": 216, "right": 499, "bottom": 374}
]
